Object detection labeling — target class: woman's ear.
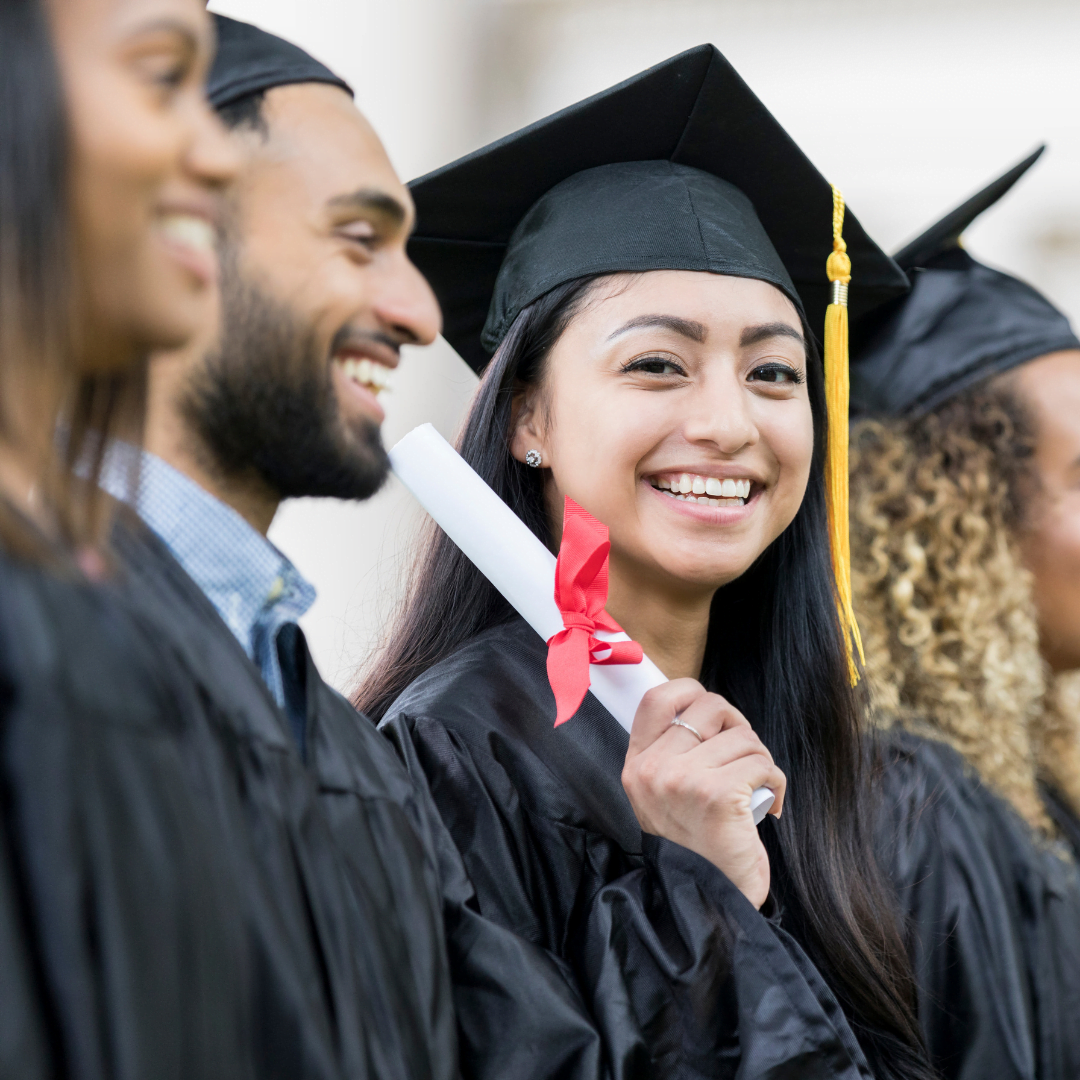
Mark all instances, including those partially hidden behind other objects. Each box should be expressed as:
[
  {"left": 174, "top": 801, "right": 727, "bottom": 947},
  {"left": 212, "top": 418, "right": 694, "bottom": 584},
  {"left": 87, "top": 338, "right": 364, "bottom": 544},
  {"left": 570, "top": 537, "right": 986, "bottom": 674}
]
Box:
[{"left": 508, "top": 384, "right": 547, "bottom": 466}]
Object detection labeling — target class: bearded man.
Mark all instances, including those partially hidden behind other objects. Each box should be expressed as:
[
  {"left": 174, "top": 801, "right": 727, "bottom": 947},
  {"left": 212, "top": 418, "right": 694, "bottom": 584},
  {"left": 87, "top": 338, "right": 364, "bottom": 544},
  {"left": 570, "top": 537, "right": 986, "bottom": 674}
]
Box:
[{"left": 109, "top": 16, "right": 630, "bottom": 1080}]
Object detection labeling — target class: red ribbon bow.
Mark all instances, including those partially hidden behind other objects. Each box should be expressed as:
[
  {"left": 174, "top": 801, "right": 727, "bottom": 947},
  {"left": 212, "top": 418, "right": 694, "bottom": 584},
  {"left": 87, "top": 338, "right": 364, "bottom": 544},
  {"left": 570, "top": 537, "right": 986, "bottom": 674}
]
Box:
[{"left": 546, "top": 498, "right": 643, "bottom": 727}]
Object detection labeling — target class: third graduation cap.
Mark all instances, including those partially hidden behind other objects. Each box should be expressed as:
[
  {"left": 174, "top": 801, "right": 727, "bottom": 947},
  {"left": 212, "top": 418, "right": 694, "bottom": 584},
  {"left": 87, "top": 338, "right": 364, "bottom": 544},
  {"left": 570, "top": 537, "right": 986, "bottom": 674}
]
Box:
[
  {"left": 408, "top": 45, "right": 906, "bottom": 681},
  {"left": 851, "top": 146, "right": 1080, "bottom": 417},
  {"left": 407, "top": 44, "right": 907, "bottom": 375}
]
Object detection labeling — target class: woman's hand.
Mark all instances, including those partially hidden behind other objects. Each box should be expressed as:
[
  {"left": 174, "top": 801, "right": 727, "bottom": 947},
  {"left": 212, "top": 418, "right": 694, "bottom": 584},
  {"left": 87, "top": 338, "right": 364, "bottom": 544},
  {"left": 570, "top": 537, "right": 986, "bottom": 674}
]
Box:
[{"left": 621, "top": 679, "right": 786, "bottom": 909}]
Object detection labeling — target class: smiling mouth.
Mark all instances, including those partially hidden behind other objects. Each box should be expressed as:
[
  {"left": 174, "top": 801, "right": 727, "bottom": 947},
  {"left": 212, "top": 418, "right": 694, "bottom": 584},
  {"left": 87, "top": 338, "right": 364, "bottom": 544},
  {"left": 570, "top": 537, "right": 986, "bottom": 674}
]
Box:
[
  {"left": 649, "top": 472, "right": 755, "bottom": 507},
  {"left": 334, "top": 355, "right": 393, "bottom": 397},
  {"left": 156, "top": 212, "right": 216, "bottom": 257}
]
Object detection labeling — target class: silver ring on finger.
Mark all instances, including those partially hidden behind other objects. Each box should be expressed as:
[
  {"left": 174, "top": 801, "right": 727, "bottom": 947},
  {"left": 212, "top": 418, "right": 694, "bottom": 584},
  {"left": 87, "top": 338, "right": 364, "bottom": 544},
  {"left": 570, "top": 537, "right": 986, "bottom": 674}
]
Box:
[{"left": 670, "top": 717, "right": 705, "bottom": 743}]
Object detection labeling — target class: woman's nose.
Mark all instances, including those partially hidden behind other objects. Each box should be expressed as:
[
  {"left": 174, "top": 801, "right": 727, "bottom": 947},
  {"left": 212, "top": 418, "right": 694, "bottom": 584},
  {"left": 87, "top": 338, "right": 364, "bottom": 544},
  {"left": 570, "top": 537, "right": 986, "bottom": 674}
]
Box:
[
  {"left": 684, "top": 378, "right": 759, "bottom": 454},
  {"left": 187, "top": 100, "right": 241, "bottom": 189}
]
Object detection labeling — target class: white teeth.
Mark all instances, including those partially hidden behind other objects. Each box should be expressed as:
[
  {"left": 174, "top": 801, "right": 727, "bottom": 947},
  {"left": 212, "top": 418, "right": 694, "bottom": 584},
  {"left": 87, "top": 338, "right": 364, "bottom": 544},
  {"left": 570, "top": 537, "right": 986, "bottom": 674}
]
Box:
[
  {"left": 159, "top": 214, "right": 215, "bottom": 254},
  {"left": 676, "top": 494, "right": 686, "bottom": 500},
  {"left": 338, "top": 356, "right": 392, "bottom": 394},
  {"left": 651, "top": 473, "right": 753, "bottom": 505}
]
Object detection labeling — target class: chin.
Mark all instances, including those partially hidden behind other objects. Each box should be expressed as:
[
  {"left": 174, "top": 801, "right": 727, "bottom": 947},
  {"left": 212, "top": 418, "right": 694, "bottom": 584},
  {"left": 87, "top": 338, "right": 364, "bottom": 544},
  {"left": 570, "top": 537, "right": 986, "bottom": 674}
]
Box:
[{"left": 140, "top": 306, "right": 197, "bottom": 355}]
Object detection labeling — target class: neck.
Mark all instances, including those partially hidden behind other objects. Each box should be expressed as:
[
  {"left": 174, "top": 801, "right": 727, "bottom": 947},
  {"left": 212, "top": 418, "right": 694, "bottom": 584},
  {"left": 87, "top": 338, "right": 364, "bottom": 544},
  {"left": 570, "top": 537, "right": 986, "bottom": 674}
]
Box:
[
  {"left": 145, "top": 348, "right": 279, "bottom": 536},
  {"left": 0, "top": 428, "right": 56, "bottom": 534},
  {"left": 604, "top": 555, "right": 714, "bottom": 681}
]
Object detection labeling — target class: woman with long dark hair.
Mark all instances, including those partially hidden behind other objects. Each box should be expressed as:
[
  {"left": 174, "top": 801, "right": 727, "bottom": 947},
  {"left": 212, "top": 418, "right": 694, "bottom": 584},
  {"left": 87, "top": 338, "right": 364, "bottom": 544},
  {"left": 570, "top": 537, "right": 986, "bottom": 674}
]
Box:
[
  {"left": 0, "top": 0, "right": 246, "bottom": 1075},
  {"left": 850, "top": 152, "right": 1080, "bottom": 1079},
  {"left": 358, "top": 48, "right": 934, "bottom": 1080}
]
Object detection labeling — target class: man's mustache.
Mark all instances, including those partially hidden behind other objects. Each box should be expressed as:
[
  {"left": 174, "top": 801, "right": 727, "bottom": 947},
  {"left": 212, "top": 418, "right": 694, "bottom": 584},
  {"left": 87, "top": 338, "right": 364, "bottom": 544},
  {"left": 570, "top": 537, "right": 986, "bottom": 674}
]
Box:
[{"left": 329, "top": 326, "right": 401, "bottom": 358}]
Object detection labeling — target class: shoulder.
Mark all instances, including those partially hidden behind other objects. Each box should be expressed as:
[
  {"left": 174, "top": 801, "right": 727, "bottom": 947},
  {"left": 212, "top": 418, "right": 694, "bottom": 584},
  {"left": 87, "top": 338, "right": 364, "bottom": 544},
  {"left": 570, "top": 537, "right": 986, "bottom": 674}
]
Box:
[
  {"left": 380, "top": 617, "right": 641, "bottom": 848},
  {"left": 874, "top": 725, "right": 989, "bottom": 815},
  {"left": 873, "top": 726, "right": 1052, "bottom": 892},
  {"left": 311, "top": 675, "right": 423, "bottom": 807},
  {"left": 383, "top": 618, "right": 554, "bottom": 742},
  {"left": 0, "top": 551, "right": 171, "bottom": 731}
]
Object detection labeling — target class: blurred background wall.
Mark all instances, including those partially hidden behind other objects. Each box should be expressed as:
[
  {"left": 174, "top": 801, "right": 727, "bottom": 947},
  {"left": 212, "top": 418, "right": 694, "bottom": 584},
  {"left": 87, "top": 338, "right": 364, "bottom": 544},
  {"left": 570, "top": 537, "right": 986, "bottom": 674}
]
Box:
[{"left": 209, "top": 0, "right": 1080, "bottom": 692}]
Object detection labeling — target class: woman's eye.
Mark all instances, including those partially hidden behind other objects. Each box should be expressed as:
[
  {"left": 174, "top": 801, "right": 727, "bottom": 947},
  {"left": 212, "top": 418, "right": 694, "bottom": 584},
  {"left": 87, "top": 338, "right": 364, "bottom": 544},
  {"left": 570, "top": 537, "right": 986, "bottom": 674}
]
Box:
[
  {"left": 133, "top": 50, "right": 191, "bottom": 90},
  {"left": 749, "top": 362, "right": 803, "bottom": 385},
  {"left": 623, "top": 356, "right": 685, "bottom": 376}
]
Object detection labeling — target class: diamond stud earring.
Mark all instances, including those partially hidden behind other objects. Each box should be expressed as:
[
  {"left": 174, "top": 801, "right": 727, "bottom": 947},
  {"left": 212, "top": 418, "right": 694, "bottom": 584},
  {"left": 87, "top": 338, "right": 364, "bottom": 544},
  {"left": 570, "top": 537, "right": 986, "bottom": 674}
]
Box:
[{"left": 525, "top": 449, "right": 542, "bottom": 468}]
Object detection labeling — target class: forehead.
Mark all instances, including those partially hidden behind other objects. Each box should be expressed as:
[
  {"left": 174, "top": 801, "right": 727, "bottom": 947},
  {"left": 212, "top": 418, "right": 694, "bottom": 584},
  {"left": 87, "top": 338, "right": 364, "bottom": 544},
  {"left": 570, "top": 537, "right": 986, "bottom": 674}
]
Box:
[
  {"left": 583, "top": 270, "right": 802, "bottom": 330},
  {"left": 253, "top": 82, "right": 411, "bottom": 218},
  {"left": 66, "top": 0, "right": 210, "bottom": 44},
  {"left": 1016, "top": 349, "right": 1080, "bottom": 432}
]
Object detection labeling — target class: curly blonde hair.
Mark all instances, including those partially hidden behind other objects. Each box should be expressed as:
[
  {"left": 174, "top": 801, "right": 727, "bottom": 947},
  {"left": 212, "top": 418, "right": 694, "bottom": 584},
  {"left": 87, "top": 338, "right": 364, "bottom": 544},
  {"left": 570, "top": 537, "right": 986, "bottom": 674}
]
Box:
[{"left": 850, "top": 383, "right": 1080, "bottom": 833}]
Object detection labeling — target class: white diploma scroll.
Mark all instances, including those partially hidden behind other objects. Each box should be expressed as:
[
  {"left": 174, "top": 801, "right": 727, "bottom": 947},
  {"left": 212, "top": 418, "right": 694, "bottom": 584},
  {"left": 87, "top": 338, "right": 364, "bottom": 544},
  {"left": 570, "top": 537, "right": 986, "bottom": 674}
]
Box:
[{"left": 389, "top": 423, "right": 775, "bottom": 825}]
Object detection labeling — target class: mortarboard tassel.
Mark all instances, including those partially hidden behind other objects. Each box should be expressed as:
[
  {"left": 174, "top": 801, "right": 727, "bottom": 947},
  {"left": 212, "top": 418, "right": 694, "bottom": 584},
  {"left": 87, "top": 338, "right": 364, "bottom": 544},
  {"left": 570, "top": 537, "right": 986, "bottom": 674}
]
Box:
[{"left": 824, "top": 185, "right": 864, "bottom": 686}]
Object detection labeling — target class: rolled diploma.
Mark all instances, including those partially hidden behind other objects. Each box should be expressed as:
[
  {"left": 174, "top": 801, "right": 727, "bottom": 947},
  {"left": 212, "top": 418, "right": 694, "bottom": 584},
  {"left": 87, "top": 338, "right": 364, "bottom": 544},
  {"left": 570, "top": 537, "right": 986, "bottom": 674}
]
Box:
[{"left": 389, "top": 423, "right": 774, "bottom": 825}]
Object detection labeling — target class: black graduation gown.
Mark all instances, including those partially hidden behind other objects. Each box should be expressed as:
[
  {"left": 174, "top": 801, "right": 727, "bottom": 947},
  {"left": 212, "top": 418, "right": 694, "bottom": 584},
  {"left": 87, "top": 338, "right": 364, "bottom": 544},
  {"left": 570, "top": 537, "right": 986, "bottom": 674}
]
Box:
[
  {"left": 0, "top": 548, "right": 255, "bottom": 1080},
  {"left": 874, "top": 730, "right": 1080, "bottom": 1080},
  {"left": 379, "top": 616, "right": 876, "bottom": 1080},
  {"left": 116, "top": 516, "right": 703, "bottom": 1080},
  {"left": 112, "top": 517, "right": 458, "bottom": 1080}
]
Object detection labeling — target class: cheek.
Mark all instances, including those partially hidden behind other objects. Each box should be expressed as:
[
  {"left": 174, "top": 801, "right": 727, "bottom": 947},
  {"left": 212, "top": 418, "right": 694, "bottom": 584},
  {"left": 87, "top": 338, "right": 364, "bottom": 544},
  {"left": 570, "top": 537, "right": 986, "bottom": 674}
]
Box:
[
  {"left": 70, "top": 85, "right": 174, "bottom": 258},
  {"left": 1032, "top": 503, "right": 1080, "bottom": 582},
  {"left": 762, "top": 403, "right": 814, "bottom": 496},
  {"left": 293, "top": 262, "right": 363, "bottom": 352},
  {"left": 545, "top": 389, "right": 666, "bottom": 525}
]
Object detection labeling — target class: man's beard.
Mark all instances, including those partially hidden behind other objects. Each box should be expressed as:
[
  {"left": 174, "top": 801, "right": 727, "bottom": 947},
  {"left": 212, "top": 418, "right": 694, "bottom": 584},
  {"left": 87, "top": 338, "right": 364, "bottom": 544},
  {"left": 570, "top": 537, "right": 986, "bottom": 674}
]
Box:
[{"left": 181, "top": 273, "right": 390, "bottom": 502}]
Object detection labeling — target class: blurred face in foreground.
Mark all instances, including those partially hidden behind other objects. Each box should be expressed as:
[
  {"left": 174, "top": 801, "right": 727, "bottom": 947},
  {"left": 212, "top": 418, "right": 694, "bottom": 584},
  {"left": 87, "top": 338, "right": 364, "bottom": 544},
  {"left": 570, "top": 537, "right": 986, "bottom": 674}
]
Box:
[
  {"left": 178, "top": 82, "right": 441, "bottom": 508},
  {"left": 1015, "top": 349, "right": 1080, "bottom": 673},
  {"left": 48, "top": 0, "right": 237, "bottom": 371},
  {"left": 511, "top": 270, "right": 814, "bottom": 631}
]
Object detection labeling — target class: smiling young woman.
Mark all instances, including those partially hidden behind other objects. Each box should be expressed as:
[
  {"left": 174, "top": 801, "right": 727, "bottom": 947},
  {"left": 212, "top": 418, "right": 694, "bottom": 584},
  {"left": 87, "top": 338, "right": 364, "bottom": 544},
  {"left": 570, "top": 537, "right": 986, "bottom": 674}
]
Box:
[
  {"left": 357, "top": 48, "right": 934, "bottom": 1080},
  {"left": 0, "top": 1, "right": 252, "bottom": 1076},
  {"left": 0, "top": 0, "right": 235, "bottom": 555}
]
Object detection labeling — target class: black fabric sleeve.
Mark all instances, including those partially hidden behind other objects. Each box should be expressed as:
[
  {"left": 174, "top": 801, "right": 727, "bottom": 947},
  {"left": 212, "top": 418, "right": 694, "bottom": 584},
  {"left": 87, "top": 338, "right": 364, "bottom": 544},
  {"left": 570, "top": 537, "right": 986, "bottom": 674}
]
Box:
[
  {"left": 875, "top": 738, "right": 1037, "bottom": 1080},
  {"left": 383, "top": 712, "right": 873, "bottom": 1080},
  {"left": 0, "top": 809, "right": 54, "bottom": 1080}
]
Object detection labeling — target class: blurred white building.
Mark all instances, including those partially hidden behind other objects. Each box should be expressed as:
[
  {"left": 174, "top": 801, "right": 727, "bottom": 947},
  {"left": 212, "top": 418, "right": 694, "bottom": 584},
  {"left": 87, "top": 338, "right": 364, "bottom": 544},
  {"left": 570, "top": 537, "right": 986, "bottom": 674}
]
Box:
[{"left": 210, "top": 0, "right": 1080, "bottom": 691}]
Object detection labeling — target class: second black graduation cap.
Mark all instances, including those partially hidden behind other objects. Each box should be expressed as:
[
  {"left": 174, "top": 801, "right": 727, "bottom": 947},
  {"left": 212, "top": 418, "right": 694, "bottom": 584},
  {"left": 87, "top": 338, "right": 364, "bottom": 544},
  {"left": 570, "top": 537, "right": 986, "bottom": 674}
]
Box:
[
  {"left": 206, "top": 15, "right": 352, "bottom": 112},
  {"left": 851, "top": 146, "right": 1080, "bottom": 417},
  {"left": 408, "top": 45, "right": 908, "bottom": 374}
]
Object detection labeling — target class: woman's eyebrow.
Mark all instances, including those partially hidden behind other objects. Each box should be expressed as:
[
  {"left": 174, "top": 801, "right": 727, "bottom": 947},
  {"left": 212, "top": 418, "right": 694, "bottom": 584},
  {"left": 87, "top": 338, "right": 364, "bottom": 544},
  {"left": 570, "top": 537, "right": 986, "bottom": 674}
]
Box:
[
  {"left": 606, "top": 314, "right": 708, "bottom": 343},
  {"left": 740, "top": 322, "right": 805, "bottom": 348},
  {"left": 127, "top": 18, "right": 200, "bottom": 53}
]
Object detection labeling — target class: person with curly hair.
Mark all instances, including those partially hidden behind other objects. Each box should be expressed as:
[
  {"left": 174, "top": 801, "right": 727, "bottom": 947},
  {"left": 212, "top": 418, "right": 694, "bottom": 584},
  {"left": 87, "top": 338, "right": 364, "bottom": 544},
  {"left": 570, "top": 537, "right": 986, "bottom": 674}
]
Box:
[{"left": 850, "top": 147, "right": 1080, "bottom": 1080}]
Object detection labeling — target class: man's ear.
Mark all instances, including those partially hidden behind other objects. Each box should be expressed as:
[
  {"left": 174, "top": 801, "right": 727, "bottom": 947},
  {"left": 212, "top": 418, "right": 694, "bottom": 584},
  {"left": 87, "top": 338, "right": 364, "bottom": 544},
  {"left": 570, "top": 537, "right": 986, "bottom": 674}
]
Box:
[{"left": 508, "top": 383, "right": 546, "bottom": 466}]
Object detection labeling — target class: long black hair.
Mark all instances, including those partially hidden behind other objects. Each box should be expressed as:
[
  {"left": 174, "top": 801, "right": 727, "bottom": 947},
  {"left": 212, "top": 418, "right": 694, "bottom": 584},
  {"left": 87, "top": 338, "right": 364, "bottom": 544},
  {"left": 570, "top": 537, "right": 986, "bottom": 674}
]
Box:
[
  {"left": 358, "top": 275, "right": 933, "bottom": 1080},
  {"left": 0, "top": 0, "right": 145, "bottom": 560}
]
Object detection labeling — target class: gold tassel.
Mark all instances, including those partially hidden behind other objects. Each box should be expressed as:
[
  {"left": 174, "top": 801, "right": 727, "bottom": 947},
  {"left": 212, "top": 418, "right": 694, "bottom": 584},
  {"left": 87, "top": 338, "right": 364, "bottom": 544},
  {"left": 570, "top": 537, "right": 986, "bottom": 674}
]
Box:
[{"left": 824, "top": 185, "right": 864, "bottom": 685}]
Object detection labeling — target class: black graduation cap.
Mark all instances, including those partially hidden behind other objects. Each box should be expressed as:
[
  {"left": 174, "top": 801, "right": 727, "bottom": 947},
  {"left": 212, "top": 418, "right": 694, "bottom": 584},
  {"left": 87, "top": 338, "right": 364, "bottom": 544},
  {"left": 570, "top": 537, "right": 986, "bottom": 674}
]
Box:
[
  {"left": 407, "top": 45, "right": 909, "bottom": 375},
  {"left": 207, "top": 15, "right": 352, "bottom": 112},
  {"left": 851, "top": 146, "right": 1080, "bottom": 417}
]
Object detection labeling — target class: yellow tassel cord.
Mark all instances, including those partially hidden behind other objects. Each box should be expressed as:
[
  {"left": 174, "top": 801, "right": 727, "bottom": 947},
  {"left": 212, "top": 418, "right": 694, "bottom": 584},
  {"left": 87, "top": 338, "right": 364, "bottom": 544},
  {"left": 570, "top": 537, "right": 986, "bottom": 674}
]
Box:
[{"left": 824, "top": 185, "right": 864, "bottom": 685}]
